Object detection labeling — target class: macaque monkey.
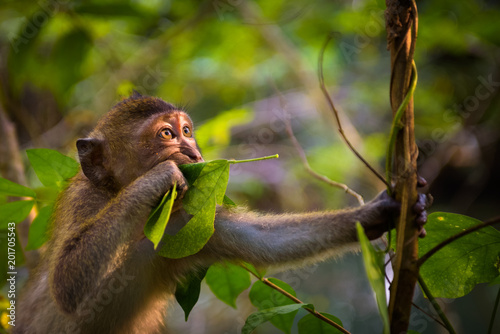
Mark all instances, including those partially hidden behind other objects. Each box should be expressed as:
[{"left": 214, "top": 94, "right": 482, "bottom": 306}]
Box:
[{"left": 16, "top": 93, "right": 429, "bottom": 334}]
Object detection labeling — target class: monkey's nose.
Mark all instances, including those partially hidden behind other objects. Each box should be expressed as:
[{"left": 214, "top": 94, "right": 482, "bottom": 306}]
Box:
[
  {"left": 185, "top": 150, "right": 203, "bottom": 162},
  {"left": 190, "top": 152, "right": 203, "bottom": 162}
]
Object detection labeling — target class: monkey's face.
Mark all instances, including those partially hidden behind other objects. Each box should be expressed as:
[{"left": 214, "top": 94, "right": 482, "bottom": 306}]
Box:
[
  {"left": 136, "top": 110, "right": 203, "bottom": 171},
  {"left": 77, "top": 96, "right": 204, "bottom": 191}
]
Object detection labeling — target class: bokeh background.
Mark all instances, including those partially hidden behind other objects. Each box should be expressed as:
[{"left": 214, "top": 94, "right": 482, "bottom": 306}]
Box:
[{"left": 1, "top": 0, "right": 499, "bottom": 333}]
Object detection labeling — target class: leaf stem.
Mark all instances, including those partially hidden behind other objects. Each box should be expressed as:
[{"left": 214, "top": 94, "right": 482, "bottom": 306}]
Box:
[
  {"left": 418, "top": 275, "right": 457, "bottom": 334},
  {"left": 385, "top": 60, "right": 418, "bottom": 194},
  {"left": 229, "top": 154, "right": 279, "bottom": 164},
  {"left": 241, "top": 265, "right": 351, "bottom": 334}
]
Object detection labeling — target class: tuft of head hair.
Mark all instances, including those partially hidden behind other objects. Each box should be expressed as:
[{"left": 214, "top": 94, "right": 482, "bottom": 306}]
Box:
[
  {"left": 114, "top": 93, "right": 178, "bottom": 118},
  {"left": 91, "top": 94, "right": 181, "bottom": 139}
]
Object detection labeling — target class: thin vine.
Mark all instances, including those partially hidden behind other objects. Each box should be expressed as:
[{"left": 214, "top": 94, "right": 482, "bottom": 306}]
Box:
[
  {"left": 318, "top": 33, "right": 388, "bottom": 187},
  {"left": 385, "top": 60, "right": 418, "bottom": 195}
]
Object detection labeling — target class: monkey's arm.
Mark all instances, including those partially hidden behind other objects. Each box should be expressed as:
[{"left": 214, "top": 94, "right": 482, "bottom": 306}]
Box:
[
  {"left": 49, "top": 161, "right": 186, "bottom": 314},
  {"left": 199, "top": 191, "right": 405, "bottom": 266}
]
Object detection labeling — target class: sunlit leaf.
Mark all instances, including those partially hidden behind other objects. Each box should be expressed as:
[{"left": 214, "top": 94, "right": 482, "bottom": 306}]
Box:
[
  {"left": 181, "top": 160, "right": 230, "bottom": 213},
  {"left": 419, "top": 212, "right": 500, "bottom": 298},
  {"left": 205, "top": 262, "right": 251, "bottom": 308},
  {"left": 242, "top": 304, "right": 313, "bottom": 334},
  {"left": 249, "top": 278, "right": 298, "bottom": 334},
  {"left": 153, "top": 156, "right": 278, "bottom": 259},
  {"left": 0, "top": 177, "right": 36, "bottom": 198},
  {"left": 175, "top": 267, "right": 208, "bottom": 321},
  {"left": 26, "top": 204, "right": 53, "bottom": 250},
  {"left": 356, "top": 223, "right": 389, "bottom": 334},
  {"left": 158, "top": 195, "right": 216, "bottom": 258},
  {"left": 26, "top": 149, "right": 80, "bottom": 189},
  {"left": 0, "top": 200, "right": 35, "bottom": 229},
  {"left": 144, "top": 186, "right": 176, "bottom": 249},
  {"left": 298, "top": 313, "right": 343, "bottom": 334}
]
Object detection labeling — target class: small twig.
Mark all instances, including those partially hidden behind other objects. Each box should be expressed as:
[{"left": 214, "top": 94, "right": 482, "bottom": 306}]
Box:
[
  {"left": 318, "top": 34, "right": 388, "bottom": 187},
  {"left": 268, "top": 78, "right": 364, "bottom": 205},
  {"left": 385, "top": 60, "right": 418, "bottom": 194},
  {"left": 283, "top": 112, "right": 364, "bottom": 205},
  {"left": 488, "top": 286, "right": 500, "bottom": 334},
  {"left": 241, "top": 265, "right": 351, "bottom": 334},
  {"left": 418, "top": 275, "right": 457, "bottom": 334},
  {"left": 417, "top": 216, "right": 500, "bottom": 267},
  {"left": 411, "top": 301, "right": 447, "bottom": 329}
]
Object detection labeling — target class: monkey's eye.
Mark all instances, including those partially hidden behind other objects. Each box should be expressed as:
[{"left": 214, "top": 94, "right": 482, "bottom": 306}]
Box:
[
  {"left": 182, "top": 126, "right": 192, "bottom": 138},
  {"left": 159, "top": 129, "right": 173, "bottom": 140}
]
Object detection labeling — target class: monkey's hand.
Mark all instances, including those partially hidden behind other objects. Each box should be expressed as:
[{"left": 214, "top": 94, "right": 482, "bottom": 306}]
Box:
[
  {"left": 361, "top": 189, "right": 432, "bottom": 240},
  {"left": 138, "top": 160, "right": 188, "bottom": 208}
]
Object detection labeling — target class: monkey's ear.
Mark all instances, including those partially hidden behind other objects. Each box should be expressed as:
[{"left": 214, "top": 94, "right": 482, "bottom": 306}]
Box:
[
  {"left": 130, "top": 90, "right": 143, "bottom": 99},
  {"left": 76, "top": 138, "right": 109, "bottom": 187}
]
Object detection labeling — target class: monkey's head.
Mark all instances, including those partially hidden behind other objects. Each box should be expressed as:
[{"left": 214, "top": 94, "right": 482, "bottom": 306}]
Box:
[{"left": 76, "top": 92, "right": 203, "bottom": 191}]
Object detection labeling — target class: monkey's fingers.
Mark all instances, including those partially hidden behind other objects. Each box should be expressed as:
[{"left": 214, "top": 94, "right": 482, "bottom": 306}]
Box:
[
  {"left": 414, "top": 193, "right": 432, "bottom": 238},
  {"left": 417, "top": 175, "right": 428, "bottom": 188},
  {"left": 175, "top": 179, "right": 189, "bottom": 200}
]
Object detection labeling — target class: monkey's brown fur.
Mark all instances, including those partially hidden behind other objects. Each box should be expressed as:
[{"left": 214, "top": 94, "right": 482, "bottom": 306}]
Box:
[{"left": 16, "top": 94, "right": 423, "bottom": 333}]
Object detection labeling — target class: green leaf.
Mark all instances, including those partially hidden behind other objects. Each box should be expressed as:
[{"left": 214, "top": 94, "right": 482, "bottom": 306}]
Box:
[
  {"left": 156, "top": 155, "right": 278, "bottom": 259},
  {"left": 158, "top": 195, "right": 216, "bottom": 258},
  {"left": 175, "top": 267, "right": 208, "bottom": 321},
  {"left": 419, "top": 212, "right": 500, "bottom": 298},
  {"left": 27, "top": 149, "right": 80, "bottom": 189},
  {"left": 0, "top": 200, "right": 35, "bottom": 229},
  {"left": 181, "top": 160, "right": 230, "bottom": 212},
  {"left": 356, "top": 223, "right": 389, "bottom": 334},
  {"left": 0, "top": 178, "right": 36, "bottom": 198},
  {"left": 249, "top": 278, "right": 298, "bottom": 334},
  {"left": 298, "top": 313, "right": 344, "bottom": 334},
  {"left": 205, "top": 262, "right": 251, "bottom": 308},
  {"left": 242, "top": 304, "right": 313, "bottom": 334},
  {"left": 243, "top": 262, "right": 266, "bottom": 278},
  {"left": 26, "top": 205, "right": 54, "bottom": 250},
  {"left": 223, "top": 195, "right": 236, "bottom": 207},
  {"left": 155, "top": 161, "right": 229, "bottom": 258},
  {"left": 144, "top": 186, "right": 176, "bottom": 249}
]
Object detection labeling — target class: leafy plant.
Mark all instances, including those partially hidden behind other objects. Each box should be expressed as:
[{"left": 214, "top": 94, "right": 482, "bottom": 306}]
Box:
[{"left": 143, "top": 155, "right": 278, "bottom": 259}]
